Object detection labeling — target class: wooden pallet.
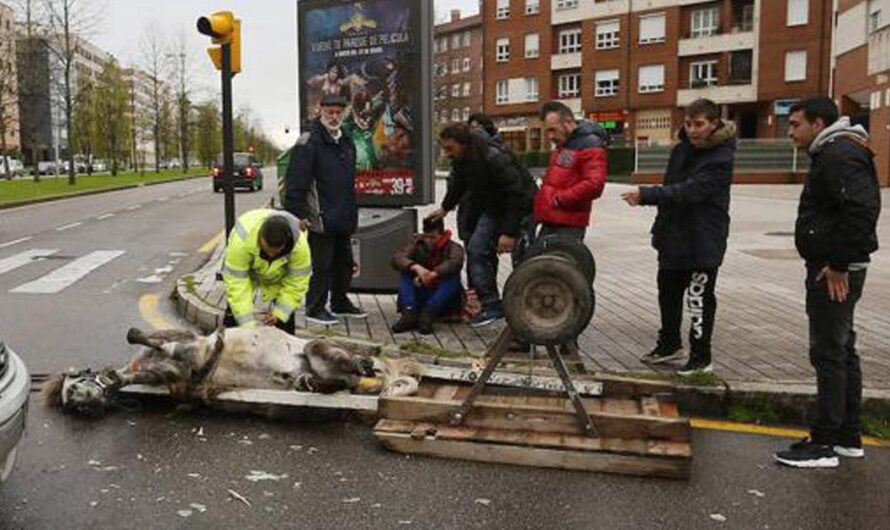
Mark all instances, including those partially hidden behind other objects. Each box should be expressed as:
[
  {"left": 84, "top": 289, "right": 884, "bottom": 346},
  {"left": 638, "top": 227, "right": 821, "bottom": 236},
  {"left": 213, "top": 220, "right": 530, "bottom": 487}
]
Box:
[{"left": 374, "top": 381, "right": 692, "bottom": 479}]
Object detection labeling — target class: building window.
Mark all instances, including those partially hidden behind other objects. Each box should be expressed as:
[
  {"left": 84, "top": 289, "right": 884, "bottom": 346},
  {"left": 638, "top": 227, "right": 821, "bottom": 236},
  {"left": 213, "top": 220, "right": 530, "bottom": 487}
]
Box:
[
  {"left": 525, "top": 77, "right": 539, "bottom": 101},
  {"left": 463, "top": 58, "right": 471, "bottom": 72},
  {"left": 463, "top": 82, "right": 471, "bottom": 97},
  {"left": 462, "top": 31, "right": 472, "bottom": 48},
  {"left": 451, "top": 58, "right": 460, "bottom": 72},
  {"left": 496, "top": 38, "right": 510, "bottom": 62},
  {"left": 496, "top": 0, "right": 510, "bottom": 19},
  {"left": 691, "top": 7, "right": 719, "bottom": 38},
  {"left": 438, "top": 37, "right": 448, "bottom": 53},
  {"left": 452, "top": 83, "right": 461, "bottom": 97},
  {"left": 452, "top": 108, "right": 461, "bottom": 122},
  {"left": 729, "top": 50, "right": 753, "bottom": 84},
  {"left": 638, "top": 64, "right": 665, "bottom": 93},
  {"left": 463, "top": 107, "right": 471, "bottom": 121},
  {"left": 442, "top": 62, "right": 448, "bottom": 75},
  {"left": 639, "top": 14, "right": 666, "bottom": 44},
  {"left": 440, "top": 110, "right": 448, "bottom": 124},
  {"left": 596, "top": 20, "right": 620, "bottom": 50},
  {"left": 451, "top": 33, "right": 461, "bottom": 49},
  {"left": 525, "top": 33, "right": 540, "bottom": 58},
  {"left": 784, "top": 50, "right": 807, "bottom": 81},
  {"left": 690, "top": 60, "right": 718, "bottom": 87},
  {"left": 787, "top": 0, "right": 809, "bottom": 27},
  {"left": 556, "top": 0, "right": 579, "bottom": 9},
  {"left": 558, "top": 73, "right": 581, "bottom": 98},
  {"left": 496, "top": 80, "right": 509, "bottom": 104},
  {"left": 559, "top": 28, "right": 582, "bottom": 54},
  {"left": 525, "top": 0, "right": 540, "bottom": 15},
  {"left": 595, "top": 69, "right": 619, "bottom": 97},
  {"left": 869, "top": 9, "right": 882, "bottom": 33}
]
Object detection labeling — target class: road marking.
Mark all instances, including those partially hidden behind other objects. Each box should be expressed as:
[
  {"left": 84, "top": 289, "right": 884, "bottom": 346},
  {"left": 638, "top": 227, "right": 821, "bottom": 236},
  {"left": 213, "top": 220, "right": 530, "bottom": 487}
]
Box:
[
  {"left": 126, "top": 204, "right": 142, "bottom": 211},
  {"left": 0, "top": 236, "right": 34, "bottom": 249},
  {"left": 96, "top": 213, "right": 115, "bottom": 220},
  {"left": 55, "top": 222, "right": 82, "bottom": 231},
  {"left": 691, "top": 418, "right": 889, "bottom": 447},
  {"left": 138, "top": 293, "right": 174, "bottom": 330},
  {"left": 11, "top": 250, "right": 125, "bottom": 294},
  {"left": 0, "top": 249, "right": 58, "bottom": 275},
  {"left": 199, "top": 230, "right": 225, "bottom": 253}
]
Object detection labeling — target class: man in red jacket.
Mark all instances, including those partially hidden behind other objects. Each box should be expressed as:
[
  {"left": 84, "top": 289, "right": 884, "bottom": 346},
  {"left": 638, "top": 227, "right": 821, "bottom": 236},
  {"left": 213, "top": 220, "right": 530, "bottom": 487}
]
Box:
[{"left": 536, "top": 101, "right": 609, "bottom": 241}]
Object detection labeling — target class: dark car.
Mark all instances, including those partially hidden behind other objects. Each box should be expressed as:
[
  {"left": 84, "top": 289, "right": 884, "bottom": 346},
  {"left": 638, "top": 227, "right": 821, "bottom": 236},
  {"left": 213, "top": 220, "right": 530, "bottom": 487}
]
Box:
[{"left": 212, "top": 153, "right": 264, "bottom": 192}]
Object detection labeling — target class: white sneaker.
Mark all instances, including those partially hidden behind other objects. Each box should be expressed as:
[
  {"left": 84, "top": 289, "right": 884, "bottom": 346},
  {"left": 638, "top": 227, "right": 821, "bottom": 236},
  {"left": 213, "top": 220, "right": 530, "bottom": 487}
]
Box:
[{"left": 833, "top": 445, "right": 865, "bottom": 458}]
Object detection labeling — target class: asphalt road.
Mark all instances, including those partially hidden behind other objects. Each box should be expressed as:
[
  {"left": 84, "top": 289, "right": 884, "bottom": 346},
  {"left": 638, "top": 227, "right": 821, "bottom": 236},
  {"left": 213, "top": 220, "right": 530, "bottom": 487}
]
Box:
[{"left": 1, "top": 174, "right": 889, "bottom": 529}]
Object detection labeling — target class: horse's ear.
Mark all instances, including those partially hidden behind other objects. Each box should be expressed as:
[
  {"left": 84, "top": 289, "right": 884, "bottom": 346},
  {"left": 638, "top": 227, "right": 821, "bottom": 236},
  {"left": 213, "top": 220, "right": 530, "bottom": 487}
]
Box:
[{"left": 40, "top": 374, "right": 66, "bottom": 409}]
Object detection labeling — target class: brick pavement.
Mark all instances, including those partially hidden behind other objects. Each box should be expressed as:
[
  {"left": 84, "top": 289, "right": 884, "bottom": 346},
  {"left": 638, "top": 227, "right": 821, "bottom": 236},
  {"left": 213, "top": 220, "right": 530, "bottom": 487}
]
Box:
[{"left": 178, "top": 181, "right": 890, "bottom": 389}]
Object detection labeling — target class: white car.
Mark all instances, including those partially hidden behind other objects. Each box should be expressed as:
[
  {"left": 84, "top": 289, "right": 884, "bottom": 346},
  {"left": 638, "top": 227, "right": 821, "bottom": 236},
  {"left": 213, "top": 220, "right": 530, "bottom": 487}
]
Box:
[{"left": 0, "top": 341, "right": 29, "bottom": 485}]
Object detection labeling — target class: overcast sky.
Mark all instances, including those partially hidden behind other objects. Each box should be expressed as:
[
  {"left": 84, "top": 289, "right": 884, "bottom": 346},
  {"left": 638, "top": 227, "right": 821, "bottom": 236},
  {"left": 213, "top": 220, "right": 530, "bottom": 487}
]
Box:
[{"left": 88, "top": 0, "right": 479, "bottom": 149}]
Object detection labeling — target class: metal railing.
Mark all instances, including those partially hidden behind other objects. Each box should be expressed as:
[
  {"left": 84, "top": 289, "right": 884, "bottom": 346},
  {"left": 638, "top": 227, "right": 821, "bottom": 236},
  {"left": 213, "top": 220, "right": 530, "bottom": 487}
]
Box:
[{"left": 635, "top": 138, "right": 810, "bottom": 174}]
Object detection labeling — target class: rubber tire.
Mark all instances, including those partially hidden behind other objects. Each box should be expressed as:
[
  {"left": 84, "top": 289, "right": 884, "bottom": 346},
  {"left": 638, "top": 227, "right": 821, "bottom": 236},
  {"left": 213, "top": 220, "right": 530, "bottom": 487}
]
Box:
[
  {"left": 503, "top": 255, "right": 595, "bottom": 345},
  {"left": 525, "top": 235, "right": 596, "bottom": 284}
]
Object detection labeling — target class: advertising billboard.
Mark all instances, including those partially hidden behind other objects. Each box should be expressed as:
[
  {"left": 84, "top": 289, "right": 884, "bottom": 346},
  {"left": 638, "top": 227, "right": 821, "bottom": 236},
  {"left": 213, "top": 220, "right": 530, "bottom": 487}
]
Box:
[{"left": 296, "top": 0, "right": 434, "bottom": 207}]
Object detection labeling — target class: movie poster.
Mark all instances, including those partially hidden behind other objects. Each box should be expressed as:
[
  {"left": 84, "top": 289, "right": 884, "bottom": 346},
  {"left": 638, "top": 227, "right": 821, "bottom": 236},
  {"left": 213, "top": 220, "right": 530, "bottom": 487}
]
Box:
[{"left": 297, "top": 0, "right": 431, "bottom": 206}]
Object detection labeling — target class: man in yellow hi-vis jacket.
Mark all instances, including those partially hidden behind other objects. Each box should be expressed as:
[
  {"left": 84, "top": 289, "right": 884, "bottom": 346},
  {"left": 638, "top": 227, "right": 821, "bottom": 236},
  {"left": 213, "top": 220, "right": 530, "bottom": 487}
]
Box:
[{"left": 221, "top": 208, "right": 312, "bottom": 334}]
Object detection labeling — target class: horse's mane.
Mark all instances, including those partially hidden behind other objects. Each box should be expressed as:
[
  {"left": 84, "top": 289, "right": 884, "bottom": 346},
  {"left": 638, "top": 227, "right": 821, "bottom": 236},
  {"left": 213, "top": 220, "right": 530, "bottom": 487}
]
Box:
[{"left": 40, "top": 373, "right": 66, "bottom": 409}]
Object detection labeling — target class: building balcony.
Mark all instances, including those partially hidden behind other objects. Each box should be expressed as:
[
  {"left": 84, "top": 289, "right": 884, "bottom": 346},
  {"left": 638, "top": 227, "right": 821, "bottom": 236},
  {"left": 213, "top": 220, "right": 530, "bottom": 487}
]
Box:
[
  {"left": 678, "top": 31, "right": 755, "bottom": 57},
  {"left": 676, "top": 83, "right": 757, "bottom": 107},
  {"left": 551, "top": 52, "right": 582, "bottom": 70},
  {"left": 552, "top": 0, "right": 628, "bottom": 25}
]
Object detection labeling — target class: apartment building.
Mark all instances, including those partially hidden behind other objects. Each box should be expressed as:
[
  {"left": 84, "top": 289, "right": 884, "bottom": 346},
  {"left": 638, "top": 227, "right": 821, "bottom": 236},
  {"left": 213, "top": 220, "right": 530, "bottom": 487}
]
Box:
[
  {"left": 0, "top": 1, "right": 19, "bottom": 153},
  {"left": 832, "top": 0, "right": 890, "bottom": 186},
  {"left": 434, "top": 9, "right": 485, "bottom": 127},
  {"left": 484, "top": 0, "right": 832, "bottom": 151}
]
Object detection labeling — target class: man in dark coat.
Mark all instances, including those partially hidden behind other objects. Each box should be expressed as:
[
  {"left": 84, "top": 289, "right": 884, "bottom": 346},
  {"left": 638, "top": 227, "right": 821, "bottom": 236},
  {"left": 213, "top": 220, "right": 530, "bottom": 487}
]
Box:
[
  {"left": 622, "top": 98, "right": 736, "bottom": 375},
  {"left": 285, "top": 93, "right": 367, "bottom": 325},
  {"left": 428, "top": 123, "right": 537, "bottom": 327},
  {"left": 390, "top": 217, "right": 465, "bottom": 335},
  {"left": 774, "top": 97, "right": 881, "bottom": 469}
]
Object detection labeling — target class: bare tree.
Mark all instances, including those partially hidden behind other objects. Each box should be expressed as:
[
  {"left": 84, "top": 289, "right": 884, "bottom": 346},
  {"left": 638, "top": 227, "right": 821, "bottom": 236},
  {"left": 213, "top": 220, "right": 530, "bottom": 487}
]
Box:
[
  {"left": 12, "top": 0, "right": 47, "bottom": 180},
  {"left": 0, "top": 27, "right": 19, "bottom": 179},
  {"left": 42, "top": 0, "right": 103, "bottom": 185},
  {"left": 94, "top": 59, "right": 128, "bottom": 176},
  {"left": 139, "top": 22, "right": 167, "bottom": 173},
  {"left": 167, "top": 31, "right": 192, "bottom": 173}
]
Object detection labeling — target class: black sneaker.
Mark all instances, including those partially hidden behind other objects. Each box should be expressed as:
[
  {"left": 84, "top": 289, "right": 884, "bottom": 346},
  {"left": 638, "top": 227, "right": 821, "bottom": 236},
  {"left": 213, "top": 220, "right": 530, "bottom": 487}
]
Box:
[
  {"left": 306, "top": 309, "right": 339, "bottom": 326},
  {"left": 417, "top": 309, "right": 435, "bottom": 335},
  {"left": 641, "top": 343, "right": 685, "bottom": 365},
  {"left": 470, "top": 307, "right": 503, "bottom": 328},
  {"left": 391, "top": 311, "right": 418, "bottom": 333},
  {"left": 774, "top": 438, "right": 839, "bottom": 468},
  {"left": 677, "top": 358, "right": 713, "bottom": 376},
  {"left": 331, "top": 301, "right": 368, "bottom": 319},
  {"left": 834, "top": 435, "right": 865, "bottom": 458}
]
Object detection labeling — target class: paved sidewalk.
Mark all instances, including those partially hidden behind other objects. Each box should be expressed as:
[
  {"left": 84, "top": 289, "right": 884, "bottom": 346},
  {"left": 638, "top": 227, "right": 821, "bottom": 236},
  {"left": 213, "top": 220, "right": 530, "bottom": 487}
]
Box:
[{"left": 175, "top": 181, "right": 890, "bottom": 391}]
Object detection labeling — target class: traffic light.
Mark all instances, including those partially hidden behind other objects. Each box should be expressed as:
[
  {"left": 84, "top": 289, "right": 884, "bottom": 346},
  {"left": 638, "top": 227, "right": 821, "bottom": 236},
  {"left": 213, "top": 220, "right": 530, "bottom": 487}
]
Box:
[{"left": 196, "top": 11, "right": 241, "bottom": 74}]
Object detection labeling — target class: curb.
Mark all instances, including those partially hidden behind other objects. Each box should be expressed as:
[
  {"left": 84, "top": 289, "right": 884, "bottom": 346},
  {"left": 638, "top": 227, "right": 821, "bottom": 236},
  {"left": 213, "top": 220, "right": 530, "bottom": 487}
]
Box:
[
  {"left": 171, "top": 244, "right": 890, "bottom": 433},
  {"left": 0, "top": 173, "right": 207, "bottom": 210}
]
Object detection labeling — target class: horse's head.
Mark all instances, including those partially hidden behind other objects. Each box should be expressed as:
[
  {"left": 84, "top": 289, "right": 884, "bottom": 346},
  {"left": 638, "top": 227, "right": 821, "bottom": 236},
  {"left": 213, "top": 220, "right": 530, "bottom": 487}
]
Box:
[{"left": 42, "top": 368, "right": 119, "bottom": 417}]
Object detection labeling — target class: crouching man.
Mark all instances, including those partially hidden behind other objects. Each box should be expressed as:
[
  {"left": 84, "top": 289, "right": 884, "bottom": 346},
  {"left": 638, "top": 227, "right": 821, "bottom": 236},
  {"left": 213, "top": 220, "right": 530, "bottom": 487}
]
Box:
[
  {"left": 390, "top": 217, "right": 465, "bottom": 335},
  {"left": 222, "top": 208, "right": 312, "bottom": 334}
]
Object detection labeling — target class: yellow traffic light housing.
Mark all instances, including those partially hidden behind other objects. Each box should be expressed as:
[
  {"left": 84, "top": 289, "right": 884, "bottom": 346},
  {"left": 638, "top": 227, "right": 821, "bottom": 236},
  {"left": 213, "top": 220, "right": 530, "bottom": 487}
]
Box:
[{"left": 197, "top": 11, "right": 241, "bottom": 74}]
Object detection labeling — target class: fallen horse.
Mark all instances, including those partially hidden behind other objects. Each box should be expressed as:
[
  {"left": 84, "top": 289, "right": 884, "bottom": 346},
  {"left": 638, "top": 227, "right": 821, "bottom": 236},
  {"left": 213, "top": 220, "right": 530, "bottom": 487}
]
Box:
[{"left": 42, "top": 326, "right": 421, "bottom": 416}]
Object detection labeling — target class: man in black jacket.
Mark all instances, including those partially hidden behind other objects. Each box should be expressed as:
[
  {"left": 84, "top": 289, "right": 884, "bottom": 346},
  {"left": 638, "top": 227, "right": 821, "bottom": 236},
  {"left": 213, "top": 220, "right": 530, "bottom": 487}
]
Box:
[
  {"left": 285, "top": 93, "right": 367, "bottom": 325},
  {"left": 621, "top": 98, "right": 736, "bottom": 375},
  {"left": 428, "top": 122, "right": 537, "bottom": 327},
  {"left": 774, "top": 97, "right": 881, "bottom": 469}
]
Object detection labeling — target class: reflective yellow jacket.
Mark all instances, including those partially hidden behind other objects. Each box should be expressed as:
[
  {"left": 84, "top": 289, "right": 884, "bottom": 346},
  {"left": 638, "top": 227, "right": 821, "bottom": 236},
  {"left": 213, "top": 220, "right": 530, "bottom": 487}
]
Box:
[{"left": 222, "top": 209, "right": 311, "bottom": 327}]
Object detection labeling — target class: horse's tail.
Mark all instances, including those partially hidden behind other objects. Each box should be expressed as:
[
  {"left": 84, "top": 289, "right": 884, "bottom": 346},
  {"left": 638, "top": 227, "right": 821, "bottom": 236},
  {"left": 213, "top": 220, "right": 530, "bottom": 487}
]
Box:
[{"left": 40, "top": 373, "right": 66, "bottom": 410}]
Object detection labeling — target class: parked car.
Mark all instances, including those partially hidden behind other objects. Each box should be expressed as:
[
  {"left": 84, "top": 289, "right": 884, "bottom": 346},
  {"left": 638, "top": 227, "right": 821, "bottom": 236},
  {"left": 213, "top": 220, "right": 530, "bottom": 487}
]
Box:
[
  {"left": 212, "top": 153, "right": 264, "bottom": 192},
  {"left": 37, "top": 160, "right": 59, "bottom": 175},
  {"left": 0, "top": 157, "right": 23, "bottom": 180},
  {"left": 0, "top": 341, "right": 29, "bottom": 485},
  {"left": 91, "top": 159, "right": 108, "bottom": 173}
]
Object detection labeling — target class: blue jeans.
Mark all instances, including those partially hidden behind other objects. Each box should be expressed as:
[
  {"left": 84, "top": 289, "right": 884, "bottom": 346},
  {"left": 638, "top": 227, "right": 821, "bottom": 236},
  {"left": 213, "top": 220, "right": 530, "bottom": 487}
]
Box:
[
  {"left": 399, "top": 272, "right": 462, "bottom": 316},
  {"left": 467, "top": 213, "right": 531, "bottom": 312}
]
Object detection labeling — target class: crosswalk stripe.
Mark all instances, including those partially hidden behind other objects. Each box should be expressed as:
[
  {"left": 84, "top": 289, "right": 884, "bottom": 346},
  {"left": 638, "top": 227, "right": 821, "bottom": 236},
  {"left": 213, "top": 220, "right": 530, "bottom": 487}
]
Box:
[
  {"left": 0, "top": 237, "right": 34, "bottom": 249},
  {"left": 0, "top": 249, "right": 58, "bottom": 275},
  {"left": 10, "top": 250, "right": 125, "bottom": 294}
]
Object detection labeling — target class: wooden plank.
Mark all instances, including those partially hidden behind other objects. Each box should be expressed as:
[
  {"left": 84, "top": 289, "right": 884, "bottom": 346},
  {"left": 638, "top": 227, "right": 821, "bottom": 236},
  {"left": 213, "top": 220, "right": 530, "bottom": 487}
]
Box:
[
  {"left": 659, "top": 401, "right": 680, "bottom": 418},
  {"left": 374, "top": 420, "right": 691, "bottom": 459},
  {"left": 376, "top": 432, "right": 690, "bottom": 479},
  {"left": 378, "top": 396, "right": 691, "bottom": 441},
  {"left": 422, "top": 366, "right": 604, "bottom": 396},
  {"left": 120, "top": 385, "right": 378, "bottom": 411}
]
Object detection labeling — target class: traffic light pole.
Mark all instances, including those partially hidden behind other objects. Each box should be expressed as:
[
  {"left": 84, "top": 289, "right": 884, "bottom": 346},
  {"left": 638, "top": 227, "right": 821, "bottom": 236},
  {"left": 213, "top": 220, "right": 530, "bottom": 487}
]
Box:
[{"left": 221, "top": 42, "right": 236, "bottom": 241}]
